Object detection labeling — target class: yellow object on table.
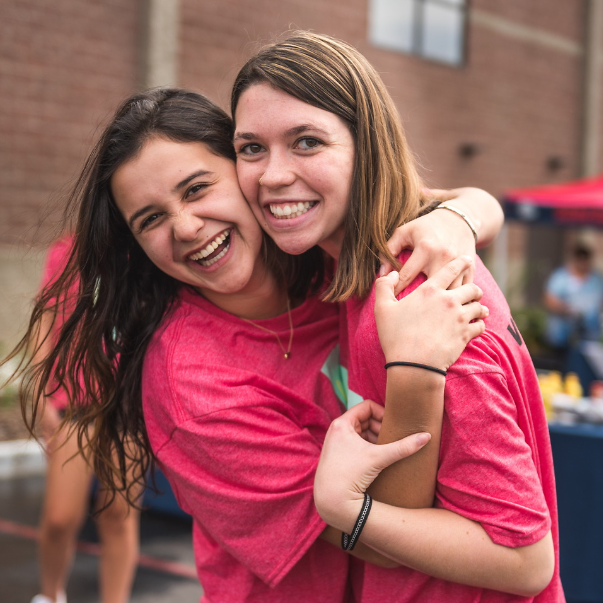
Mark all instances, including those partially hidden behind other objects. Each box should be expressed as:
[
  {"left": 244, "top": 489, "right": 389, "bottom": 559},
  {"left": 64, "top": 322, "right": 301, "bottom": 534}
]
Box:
[
  {"left": 538, "top": 371, "right": 562, "bottom": 419},
  {"left": 564, "top": 373, "right": 583, "bottom": 398}
]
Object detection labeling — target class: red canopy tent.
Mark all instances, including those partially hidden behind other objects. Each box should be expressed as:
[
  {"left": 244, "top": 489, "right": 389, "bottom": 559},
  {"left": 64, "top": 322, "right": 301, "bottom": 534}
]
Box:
[{"left": 503, "top": 174, "right": 603, "bottom": 226}]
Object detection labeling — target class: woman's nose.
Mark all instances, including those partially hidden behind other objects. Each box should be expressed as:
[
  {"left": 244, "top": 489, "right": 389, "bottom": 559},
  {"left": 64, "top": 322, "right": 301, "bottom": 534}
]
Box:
[
  {"left": 259, "top": 151, "right": 296, "bottom": 189},
  {"left": 173, "top": 209, "right": 204, "bottom": 242}
]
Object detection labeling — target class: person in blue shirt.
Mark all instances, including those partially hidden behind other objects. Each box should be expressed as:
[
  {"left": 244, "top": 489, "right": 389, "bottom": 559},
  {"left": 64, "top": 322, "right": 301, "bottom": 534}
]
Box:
[{"left": 545, "top": 242, "right": 603, "bottom": 349}]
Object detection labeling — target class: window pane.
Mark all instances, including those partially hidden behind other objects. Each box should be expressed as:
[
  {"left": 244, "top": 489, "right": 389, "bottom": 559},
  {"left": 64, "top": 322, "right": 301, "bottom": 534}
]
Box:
[
  {"left": 369, "top": 0, "right": 414, "bottom": 53},
  {"left": 421, "top": 2, "right": 464, "bottom": 65}
]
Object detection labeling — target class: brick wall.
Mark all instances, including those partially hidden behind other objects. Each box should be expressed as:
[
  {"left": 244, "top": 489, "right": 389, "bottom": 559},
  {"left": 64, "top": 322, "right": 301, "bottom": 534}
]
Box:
[
  {"left": 1, "top": 0, "right": 595, "bottom": 243},
  {"left": 0, "top": 0, "right": 140, "bottom": 247},
  {"left": 0, "top": 0, "right": 599, "bottom": 345},
  {"left": 473, "top": 0, "right": 584, "bottom": 41},
  {"left": 0, "top": 0, "right": 140, "bottom": 346},
  {"left": 177, "top": 0, "right": 590, "bottom": 197},
  {"left": 178, "top": 0, "right": 369, "bottom": 109}
]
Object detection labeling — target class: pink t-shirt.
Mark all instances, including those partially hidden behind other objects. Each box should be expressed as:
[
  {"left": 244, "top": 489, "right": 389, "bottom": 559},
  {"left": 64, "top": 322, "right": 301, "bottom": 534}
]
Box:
[
  {"left": 39, "top": 236, "right": 74, "bottom": 410},
  {"left": 143, "top": 288, "right": 352, "bottom": 603},
  {"left": 340, "top": 256, "right": 565, "bottom": 603}
]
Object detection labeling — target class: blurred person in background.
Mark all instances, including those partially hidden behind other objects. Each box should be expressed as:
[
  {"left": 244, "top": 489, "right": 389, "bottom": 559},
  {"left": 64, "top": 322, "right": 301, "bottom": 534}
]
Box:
[
  {"left": 544, "top": 242, "right": 603, "bottom": 350},
  {"left": 30, "top": 237, "right": 141, "bottom": 603},
  {"left": 544, "top": 242, "right": 603, "bottom": 391}
]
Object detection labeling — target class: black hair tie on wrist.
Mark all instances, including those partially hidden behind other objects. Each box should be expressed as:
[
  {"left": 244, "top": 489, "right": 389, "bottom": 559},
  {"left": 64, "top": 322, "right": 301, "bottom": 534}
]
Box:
[
  {"left": 341, "top": 493, "right": 372, "bottom": 551},
  {"left": 384, "top": 361, "right": 447, "bottom": 377}
]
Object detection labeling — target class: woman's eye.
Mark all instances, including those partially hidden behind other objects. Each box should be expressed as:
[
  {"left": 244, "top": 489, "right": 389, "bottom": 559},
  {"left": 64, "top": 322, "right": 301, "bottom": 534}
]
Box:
[
  {"left": 297, "top": 137, "right": 321, "bottom": 150},
  {"left": 139, "top": 213, "right": 161, "bottom": 232},
  {"left": 186, "top": 183, "right": 207, "bottom": 198},
  {"left": 239, "top": 143, "right": 263, "bottom": 156}
]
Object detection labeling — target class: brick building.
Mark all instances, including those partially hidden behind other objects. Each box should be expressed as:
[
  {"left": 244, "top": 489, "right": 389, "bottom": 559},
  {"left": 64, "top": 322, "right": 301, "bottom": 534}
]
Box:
[{"left": 0, "top": 0, "right": 601, "bottom": 348}]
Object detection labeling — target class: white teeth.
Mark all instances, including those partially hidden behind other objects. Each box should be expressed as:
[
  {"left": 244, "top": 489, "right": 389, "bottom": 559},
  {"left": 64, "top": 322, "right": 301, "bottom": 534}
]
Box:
[
  {"left": 269, "top": 202, "right": 316, "bottom": 219},
  {"left": 197, "top": 242, "right": 230, "bottom": 266},
  {"left": 188, "top": 229, "right": 231, "bottom": 261}
]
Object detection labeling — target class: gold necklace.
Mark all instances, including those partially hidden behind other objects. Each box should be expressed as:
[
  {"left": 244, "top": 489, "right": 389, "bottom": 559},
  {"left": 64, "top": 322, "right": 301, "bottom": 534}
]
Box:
[{"left": 241, "top": 298, "right": 294, "bottom": 359}]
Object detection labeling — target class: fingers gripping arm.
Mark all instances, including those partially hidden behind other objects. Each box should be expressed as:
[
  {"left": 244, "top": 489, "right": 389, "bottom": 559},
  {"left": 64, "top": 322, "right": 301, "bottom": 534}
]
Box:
[
  {"left": 316, "top": 401, "right": 431, "bottom": 566},
  {"left": 382, "top": 187, "right": 503, "bottom": 288},
  {"left": 314, "top": 403, "right": 554, "bottom": 596}
]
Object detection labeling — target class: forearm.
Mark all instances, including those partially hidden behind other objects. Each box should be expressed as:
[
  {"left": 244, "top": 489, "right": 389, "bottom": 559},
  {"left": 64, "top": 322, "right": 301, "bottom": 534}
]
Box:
[
  {"left": 443, "top": 187, "right": 504, "bottom": 248},
  {"left": 368, "top": 367, "right": 444, "bottom": 508},
  {"left": 319, "top": 525, "right": 399, "bottom": 568},
  {"left": 360, "top": 503, "right": 554, "bottom": 596},
  {"left": 544, "top": 292, "right": 570, "bottom": 315}
]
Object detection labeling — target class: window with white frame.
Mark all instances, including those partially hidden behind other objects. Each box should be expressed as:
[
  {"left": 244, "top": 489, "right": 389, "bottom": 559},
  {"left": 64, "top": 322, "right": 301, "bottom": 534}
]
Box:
[{"left": 369, "top": 0, "right": 468, "bottom": 66}]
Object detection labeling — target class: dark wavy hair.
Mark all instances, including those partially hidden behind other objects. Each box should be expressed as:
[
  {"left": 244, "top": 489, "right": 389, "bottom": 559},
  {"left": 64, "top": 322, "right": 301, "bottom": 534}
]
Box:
[{"left": 5, "top": 88, "right": 323, "bottom": 506}]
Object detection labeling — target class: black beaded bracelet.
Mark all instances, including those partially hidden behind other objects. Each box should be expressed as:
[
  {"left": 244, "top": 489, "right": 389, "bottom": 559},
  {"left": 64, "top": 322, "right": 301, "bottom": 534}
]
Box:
[
  {"left": 384, "top": 361, "right": 447, "bottom": 377},
  {"left": 341, "top": 493, "right": 372, "bottom": 551}
]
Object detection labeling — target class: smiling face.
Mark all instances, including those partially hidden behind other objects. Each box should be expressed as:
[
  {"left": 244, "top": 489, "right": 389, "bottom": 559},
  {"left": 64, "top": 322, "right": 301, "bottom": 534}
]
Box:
[
  {"left": 234, "top": 83, "right": 355, "bottom": 259},
  {"left": 111, "top": 137, "right": 269, "bottom": 302}
]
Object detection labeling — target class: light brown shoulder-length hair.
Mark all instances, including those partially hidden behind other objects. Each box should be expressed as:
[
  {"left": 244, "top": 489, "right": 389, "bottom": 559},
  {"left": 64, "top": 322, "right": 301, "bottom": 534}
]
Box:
[{"left": 232, "top": 31, "right": 429, "bottom": 301}]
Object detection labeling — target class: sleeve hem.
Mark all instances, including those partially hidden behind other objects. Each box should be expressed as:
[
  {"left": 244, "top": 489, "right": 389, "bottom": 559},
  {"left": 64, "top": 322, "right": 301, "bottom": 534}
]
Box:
[
  {"left": 482, "top": 518, "right": 551, "bottom": 548},
  {"left": 264, "top": 513, "right": 327, "bottom": 588}
]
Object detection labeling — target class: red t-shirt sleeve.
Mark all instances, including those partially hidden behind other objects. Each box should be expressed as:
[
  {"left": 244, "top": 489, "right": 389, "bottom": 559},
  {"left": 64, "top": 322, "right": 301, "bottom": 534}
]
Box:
[
  {"left": 39, "top": 237, "right": 75, "bottom": 410},
  {"left": 40, "top": 237, "right": 73, "bottom": 290},
  {"left": 156, "top": 401, "right": 327, "bottom": 587},
  {"left": 437, "top": 371, "right": 551, "bottom": 547}
]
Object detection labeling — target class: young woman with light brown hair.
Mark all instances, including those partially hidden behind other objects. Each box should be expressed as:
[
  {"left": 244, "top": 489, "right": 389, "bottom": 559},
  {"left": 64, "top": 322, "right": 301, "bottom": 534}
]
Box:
[{"left": 232, "top": 31, "right": 561, "bottom": 601}]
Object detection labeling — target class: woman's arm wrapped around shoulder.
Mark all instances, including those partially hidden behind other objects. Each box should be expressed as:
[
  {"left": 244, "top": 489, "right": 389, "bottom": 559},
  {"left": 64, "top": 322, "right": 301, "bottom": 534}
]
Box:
[
  {"left": 314, "top": 392, "right": 555, "bottom": 596},
  {"left": 383, "top": 187, "right": 504, "bottom": 292}
]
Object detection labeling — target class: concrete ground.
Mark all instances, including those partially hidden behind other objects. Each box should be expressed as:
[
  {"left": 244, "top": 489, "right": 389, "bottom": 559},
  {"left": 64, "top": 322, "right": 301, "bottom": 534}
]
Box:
[{"left": 0, "top": 475, "right": 202, "bottom": 603}]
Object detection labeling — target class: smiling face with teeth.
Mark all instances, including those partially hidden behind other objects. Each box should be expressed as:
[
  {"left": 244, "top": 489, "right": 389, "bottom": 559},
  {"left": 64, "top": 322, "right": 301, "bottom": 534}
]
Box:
[
  {"left": 111, "top": 136, "right": 270, "bottom": 303},
  {"left": 234, "top": 84, "right": 355, "bottom": 259}
]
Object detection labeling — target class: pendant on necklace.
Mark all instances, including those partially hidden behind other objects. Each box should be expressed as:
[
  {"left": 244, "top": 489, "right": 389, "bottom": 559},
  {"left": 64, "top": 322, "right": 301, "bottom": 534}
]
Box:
[{"left": 284, "top": 352, "right": 290, "bottom": 359}]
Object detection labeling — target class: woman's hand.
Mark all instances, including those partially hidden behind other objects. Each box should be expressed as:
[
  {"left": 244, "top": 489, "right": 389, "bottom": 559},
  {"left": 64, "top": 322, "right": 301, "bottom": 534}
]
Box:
[
  {"left": 374, "top": 256, "right": 488, "bottom": 371},
  {"left": 381, "top": 188, "right": 503, "bottom": 293},
  {"left": 314, "top": 400, "right": 430, "bottom": 533}
]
